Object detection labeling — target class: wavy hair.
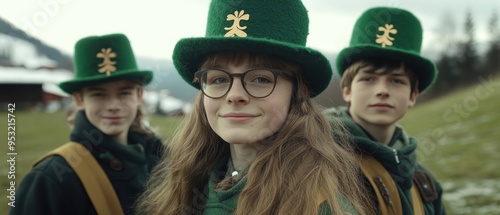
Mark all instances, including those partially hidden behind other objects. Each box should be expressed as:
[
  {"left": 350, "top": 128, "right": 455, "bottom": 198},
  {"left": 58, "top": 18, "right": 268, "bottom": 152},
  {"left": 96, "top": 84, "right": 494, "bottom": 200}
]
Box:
[{"left": 136, "top": 52, "right": 373, "bottom": 214}]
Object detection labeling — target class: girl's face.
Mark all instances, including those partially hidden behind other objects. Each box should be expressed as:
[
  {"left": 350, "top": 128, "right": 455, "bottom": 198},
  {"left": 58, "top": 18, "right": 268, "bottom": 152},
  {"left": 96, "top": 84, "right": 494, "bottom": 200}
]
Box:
[{"left": 203, "top": 62, "right": 294, "bottom": 145}]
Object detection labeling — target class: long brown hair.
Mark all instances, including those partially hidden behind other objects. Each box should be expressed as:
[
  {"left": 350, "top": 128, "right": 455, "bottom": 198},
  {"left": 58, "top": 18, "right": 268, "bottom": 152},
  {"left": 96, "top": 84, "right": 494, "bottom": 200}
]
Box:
[{"left": 137, "top": 52, "right": 373, "bottom": 214}]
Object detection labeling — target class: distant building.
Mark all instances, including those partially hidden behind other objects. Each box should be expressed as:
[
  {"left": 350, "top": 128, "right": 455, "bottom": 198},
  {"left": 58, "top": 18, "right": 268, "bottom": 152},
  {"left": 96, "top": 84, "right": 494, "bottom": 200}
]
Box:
[
  {"left": 142, "top": 89, "right": 191, "bottom": 116},
  {"left": 0, "top": 66, "right": 72, "bottom": 110},
  {"left": 0, "top": 33, "right": 73, "bottom": 111}
]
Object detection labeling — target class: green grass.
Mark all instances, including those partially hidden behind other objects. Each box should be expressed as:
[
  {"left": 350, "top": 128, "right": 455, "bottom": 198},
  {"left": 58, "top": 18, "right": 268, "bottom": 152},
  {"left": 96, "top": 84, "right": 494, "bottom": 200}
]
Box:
[
  {"left": 400, "top": 74, "right": 500, "bottom": 214},
  {"left": 0, "top": 111, "right": 182, "bottom": 214}
]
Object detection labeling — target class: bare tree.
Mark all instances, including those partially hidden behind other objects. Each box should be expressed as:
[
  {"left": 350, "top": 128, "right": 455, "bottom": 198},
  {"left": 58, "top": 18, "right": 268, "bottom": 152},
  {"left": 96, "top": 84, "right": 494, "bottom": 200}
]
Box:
[
  {"left": 484, "top": 9, "right": 500, "bottom": 74},
  {"left": 457, "top": 9, "right": 479, "bottom": 85}
]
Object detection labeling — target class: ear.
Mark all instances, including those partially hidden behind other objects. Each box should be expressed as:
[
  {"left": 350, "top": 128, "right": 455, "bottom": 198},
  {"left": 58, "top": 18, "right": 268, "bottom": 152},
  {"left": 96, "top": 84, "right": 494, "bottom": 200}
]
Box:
[
  {"left": 342, "top": 86, "right": 352, "bottom": 103},
  {"left": 72, "top": 92, "right": 85, "bottom": 111},
  {"left": 408, "top": 90, "right": 419, "bottom": 108}
]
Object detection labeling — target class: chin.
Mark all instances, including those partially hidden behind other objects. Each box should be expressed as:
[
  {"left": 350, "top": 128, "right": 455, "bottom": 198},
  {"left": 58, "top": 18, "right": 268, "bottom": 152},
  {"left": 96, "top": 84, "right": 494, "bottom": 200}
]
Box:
[
  {"left": 221, "top": 135, "right": 257, "bottom": 145},
  {"left": 368, "top": 118, "right": 397, "bottom": 126},
  {"left": 100, "top": 127, "right": 126, "bottom": 137}
]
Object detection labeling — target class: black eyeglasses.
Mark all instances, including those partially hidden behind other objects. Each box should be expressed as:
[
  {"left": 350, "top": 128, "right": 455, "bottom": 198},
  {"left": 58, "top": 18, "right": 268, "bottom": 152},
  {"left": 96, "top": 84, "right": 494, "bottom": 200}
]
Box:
[{"left": 193, "top": 68, "right": 294, "bottom": 99}]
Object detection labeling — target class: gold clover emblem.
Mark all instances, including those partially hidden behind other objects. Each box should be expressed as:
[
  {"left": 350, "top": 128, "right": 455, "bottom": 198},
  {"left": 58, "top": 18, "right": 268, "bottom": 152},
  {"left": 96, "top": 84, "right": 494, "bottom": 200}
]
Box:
[
  {"left": 96, "top": 48, "right": 117, "bottom": 76},
  {"left": 224, "top": 10, "right": 250, "bottom": 37},
  {"left": 375, "top": 24, "right": 398, "bottom": 48}
]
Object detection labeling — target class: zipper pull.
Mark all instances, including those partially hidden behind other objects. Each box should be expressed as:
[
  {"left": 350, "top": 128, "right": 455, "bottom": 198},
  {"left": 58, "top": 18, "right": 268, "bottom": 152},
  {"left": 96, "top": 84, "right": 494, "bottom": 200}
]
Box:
[{"left": 393, "top": 149, "right": 400, "bottom": 164}]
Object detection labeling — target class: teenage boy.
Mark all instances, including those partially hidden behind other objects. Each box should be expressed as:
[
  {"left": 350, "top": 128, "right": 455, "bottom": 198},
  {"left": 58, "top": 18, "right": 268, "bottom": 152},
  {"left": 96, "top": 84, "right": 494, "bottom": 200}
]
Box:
[
  {"left": 325, "top": 7, "right": 446, "bottom": 215},
  {"left": 11, "top": 33, "right": 163, "bottom": 215}
]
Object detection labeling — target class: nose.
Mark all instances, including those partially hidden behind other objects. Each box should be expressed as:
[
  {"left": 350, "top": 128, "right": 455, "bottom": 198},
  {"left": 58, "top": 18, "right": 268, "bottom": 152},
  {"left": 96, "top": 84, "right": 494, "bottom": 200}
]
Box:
[
  {"left": 107, "top": 97, "right": 121, "bottom": 112},
  {"left": 375, "top": 81, "right": 390, "bottom": 98},
  {"left": 226, "top": 77, "right": 250, "bottom": 104}
]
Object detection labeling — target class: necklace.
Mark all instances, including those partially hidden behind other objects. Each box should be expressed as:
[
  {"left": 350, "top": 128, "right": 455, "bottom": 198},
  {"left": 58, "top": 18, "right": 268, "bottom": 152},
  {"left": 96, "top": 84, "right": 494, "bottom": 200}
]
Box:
[{"left": 228, "top": 158, "right": 240, "bottom": 177}]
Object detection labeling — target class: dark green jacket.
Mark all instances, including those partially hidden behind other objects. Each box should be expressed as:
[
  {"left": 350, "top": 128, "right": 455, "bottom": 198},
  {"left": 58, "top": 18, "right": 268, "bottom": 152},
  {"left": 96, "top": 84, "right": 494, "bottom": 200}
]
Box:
[
  {"left": 10, "top": 111, "right": 163, "bottom": 215},
  {"left": 324, "top": 107, "right": 446, "bottom": 215},
  {"left": 201, "top": 156, "right": 358, "bottom": 215}
]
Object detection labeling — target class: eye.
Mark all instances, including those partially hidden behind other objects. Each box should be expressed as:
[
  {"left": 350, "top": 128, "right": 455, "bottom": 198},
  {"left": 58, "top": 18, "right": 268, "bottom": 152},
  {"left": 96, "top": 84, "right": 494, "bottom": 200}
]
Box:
[
  {"left": 210, "top": 76, "right": 231, "bottom": 85},
  {"left": 120, "top": 91, "right": 133, "bottom": 96},
  {"left": 90, "top": 93, "right": 104, "bottom": 97},
  {"left": 358, "top": 76, "right": 374, "bottom": 82},
  {"left": 391, "top": 78, "right": 406, "bottom": 85},
  {"left": 203, "top": 70, "right": 231, "bottom": 85},
  {"left": 251, "top": 76, "right": 273, "bottom": 84},
  {"left": 246, "top": 70, "right": 275, "bottom": 84}
]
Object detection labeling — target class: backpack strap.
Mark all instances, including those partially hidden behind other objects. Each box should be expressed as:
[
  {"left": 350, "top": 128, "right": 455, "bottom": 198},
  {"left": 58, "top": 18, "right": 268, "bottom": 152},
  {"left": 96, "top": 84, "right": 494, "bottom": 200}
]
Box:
[
  {"left": 357, "top": 154, "right": 402, "bottom": 215},
  {"left": 357, "top": 154, "right": 426, "bottom": 215},
  {"left": 33, "top": 142, "right": 124, "bottom": 215},
  {"left": 411, "top": 182, "right": 425, "bottom": 214}
]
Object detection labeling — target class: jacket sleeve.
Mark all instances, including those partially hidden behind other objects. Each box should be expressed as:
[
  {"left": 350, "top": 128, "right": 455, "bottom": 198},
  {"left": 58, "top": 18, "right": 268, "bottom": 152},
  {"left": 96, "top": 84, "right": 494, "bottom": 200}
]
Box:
[
  {"left": 9, "top": 156, "right": 95, "bottom": 215},
  {"left": 432, "top": 179, "right": 447, "bottom": 215}
]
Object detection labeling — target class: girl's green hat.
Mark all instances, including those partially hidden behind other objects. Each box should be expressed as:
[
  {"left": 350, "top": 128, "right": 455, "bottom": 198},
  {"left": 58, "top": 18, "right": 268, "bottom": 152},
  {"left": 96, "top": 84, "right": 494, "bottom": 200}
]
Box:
[
  {"left": 172, "top": 0, "right": 332, "bottom": 97},
  {"left": 59, "top": 33, "right": 153, "bottom": 94},
  {"left": 336, "top": 7, "right": 438, "bottom": 93}
]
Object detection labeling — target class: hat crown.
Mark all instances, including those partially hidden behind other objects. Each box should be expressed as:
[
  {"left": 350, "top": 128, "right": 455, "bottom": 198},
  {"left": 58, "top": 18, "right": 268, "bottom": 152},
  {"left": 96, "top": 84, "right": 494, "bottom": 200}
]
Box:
[
  {"left": 73, "top": 33, "right": 139, "bottom": 79},
  {"left": 172, "top": 0, "right": 333, "bottom": 97},
  {"left": 59, "top": 33, "right": 153, "bottom": 94},
  {"left": 204, "top": 0, "right": 309, "bottom": 46},
  {"left": 349, "top": 7, "right": 423, "bottom": 53}
]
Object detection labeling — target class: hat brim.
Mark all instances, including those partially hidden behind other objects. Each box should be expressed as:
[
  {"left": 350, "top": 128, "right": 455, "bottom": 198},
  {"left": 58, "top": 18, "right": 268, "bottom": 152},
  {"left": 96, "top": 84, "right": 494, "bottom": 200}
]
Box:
[
  {"left": 172, "top": 37, "right": 332, "bottom": 97},
  {"left": 336, "top": 45, "right": 437, "bottom": 93},
  {"left": 59, "top": 70, "right": 153, "bottom": 94}
]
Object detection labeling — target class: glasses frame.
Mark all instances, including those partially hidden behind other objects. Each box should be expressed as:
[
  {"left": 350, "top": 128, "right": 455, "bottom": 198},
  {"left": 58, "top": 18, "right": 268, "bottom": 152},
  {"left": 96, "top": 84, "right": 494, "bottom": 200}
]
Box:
[{"left": 194, "top": 68, "right": 295, "bottom": 99}]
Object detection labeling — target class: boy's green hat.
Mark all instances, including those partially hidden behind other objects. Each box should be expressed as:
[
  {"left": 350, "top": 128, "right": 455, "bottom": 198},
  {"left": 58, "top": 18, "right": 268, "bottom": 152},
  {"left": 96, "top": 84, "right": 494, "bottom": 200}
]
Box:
[
  {"left": 336, "top": 7, "right": 437, "bottom": 92},
  {"left": 172, "top": 0, "right": 332, "bottom": 97},
  {"left": 59, "top": 33, "right": 153, "bottom": 94}
]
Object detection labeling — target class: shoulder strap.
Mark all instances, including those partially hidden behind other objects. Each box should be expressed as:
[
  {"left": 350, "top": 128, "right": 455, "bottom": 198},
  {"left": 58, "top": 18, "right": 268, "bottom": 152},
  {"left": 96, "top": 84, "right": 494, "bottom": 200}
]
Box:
[
  {"left": 357, "top": 154, "right": 402, "bottom": 215},
  {"left": 411, "top": 183, "right": 425, "bottom": 214},
  {"left": 357, "top": 154, "right": 425, "bottom": 215},
  {"left": 33, "top": 142, "right": 124, "bottom": 215}
]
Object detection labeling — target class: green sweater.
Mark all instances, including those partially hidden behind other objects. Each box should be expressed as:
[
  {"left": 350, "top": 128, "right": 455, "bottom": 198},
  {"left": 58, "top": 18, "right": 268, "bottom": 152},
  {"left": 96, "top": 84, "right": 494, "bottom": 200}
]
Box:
[
  {"left": 324, "top": 107, "right": 446, "bottom": 215},
  {"left": 202, "top": 156, "right": 358, "bottom": 215},
  {"left": 10, "top": 111, "right": 163, "bottom": 215}
]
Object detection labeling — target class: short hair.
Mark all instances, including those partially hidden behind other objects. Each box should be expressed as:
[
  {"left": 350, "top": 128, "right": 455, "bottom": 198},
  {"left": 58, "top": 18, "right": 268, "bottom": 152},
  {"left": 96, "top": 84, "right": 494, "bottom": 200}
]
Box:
[{"left": 340, "top": 58, "right": 419, "bottom": 94}]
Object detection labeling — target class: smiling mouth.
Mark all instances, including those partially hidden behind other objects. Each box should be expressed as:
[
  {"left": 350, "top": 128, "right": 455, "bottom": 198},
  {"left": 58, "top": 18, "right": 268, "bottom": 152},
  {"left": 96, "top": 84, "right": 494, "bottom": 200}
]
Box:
[
  {"left": 104, "top": 117, "right": 123, "bottom": 121},
  {"left": 221, "top": 113, "right": 259, "bottom": 122}
]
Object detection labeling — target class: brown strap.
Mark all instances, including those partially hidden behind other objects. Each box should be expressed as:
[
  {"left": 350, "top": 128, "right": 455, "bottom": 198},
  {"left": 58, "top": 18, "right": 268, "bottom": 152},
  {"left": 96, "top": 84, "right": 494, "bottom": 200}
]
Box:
[
  {"left": 357, "top": 154, "right": 427, "bottom": 215},
  {"left": 411, "top": 183, "right": 425, "bottom": 215},
  {"left": 33, "top": 142, "right": 124, "bottom": 215},
  {"left": 357, "top": 154, "right": 402, "bottom": 215}
]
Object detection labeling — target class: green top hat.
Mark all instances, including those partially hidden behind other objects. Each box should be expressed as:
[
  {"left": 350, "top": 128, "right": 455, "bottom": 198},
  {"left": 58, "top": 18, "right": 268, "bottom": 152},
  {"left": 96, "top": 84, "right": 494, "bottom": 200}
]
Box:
[
  {"left": 336, "top": 7, "right": 437, "bottom": 93},
  {"left": 172, "top": 0, "right": 332, "bottom": 97},
  {"left": 59, "top": 33, "right": 153, "bottom": 94}
]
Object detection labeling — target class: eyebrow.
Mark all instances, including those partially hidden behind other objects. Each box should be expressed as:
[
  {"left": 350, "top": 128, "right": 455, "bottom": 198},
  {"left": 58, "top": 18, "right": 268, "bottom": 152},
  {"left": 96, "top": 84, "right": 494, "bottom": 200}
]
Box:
[
  {"left": 209, "top": 63, "right": 268, "bottom": 70},
  {"left": 360, "top": 69, "right": 407, "bottom": 76},
  {"left": 86, "top": 87, "right": 105, "bottom": 92},
  {"left": 85, "top": 85, "right": 135, "bottom": 92},
  {"left": 118, "top": 86, "right": 136, "bottom": 90}
]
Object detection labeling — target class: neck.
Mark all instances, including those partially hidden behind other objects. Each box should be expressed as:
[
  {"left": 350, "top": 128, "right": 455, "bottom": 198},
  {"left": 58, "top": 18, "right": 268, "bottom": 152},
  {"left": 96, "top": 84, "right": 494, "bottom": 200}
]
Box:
[
  {"left": 352, "top": 116, "right": 396, "bottom": 145},
  {"left": 229, "top": 143, "right": 260, "bottom": 171},
  {"left": 112, "top": 131, "right": 129, "bottom": 145}
]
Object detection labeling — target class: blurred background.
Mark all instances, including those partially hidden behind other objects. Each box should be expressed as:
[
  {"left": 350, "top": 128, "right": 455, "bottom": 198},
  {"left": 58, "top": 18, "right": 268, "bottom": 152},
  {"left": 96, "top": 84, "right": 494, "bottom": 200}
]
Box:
[{"left": 1, "top": 0, "right": 499, "bottom": 214}]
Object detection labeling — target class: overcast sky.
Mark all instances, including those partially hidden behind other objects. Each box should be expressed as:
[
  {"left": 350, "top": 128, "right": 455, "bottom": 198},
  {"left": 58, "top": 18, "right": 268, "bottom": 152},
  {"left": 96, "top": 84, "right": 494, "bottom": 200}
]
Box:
[{"left": 0, "top": 0, "right": 498, "bottom": 60}]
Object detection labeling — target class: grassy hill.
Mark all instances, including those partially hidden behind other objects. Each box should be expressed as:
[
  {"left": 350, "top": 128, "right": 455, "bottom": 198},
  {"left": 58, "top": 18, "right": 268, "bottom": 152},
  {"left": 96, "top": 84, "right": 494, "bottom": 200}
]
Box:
[{"left": 399, "top": 74, "right": 500, "bottom": 214}]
